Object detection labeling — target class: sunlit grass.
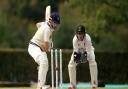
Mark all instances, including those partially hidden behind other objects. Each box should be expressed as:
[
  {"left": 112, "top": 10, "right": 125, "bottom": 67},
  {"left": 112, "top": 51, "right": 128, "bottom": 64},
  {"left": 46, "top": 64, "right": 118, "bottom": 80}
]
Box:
[{"left": 0, "top": 87, "right": 128, "bottom": 89}]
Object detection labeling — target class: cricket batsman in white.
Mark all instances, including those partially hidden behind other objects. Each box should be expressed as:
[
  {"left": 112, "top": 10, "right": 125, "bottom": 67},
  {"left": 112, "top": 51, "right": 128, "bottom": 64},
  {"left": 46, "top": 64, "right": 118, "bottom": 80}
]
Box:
[
  {"left": 28, "top": 12, "right": 60, "bottom": 89},
  {"left": 68, "top": 25, "right": 98, "bottom": 89}
]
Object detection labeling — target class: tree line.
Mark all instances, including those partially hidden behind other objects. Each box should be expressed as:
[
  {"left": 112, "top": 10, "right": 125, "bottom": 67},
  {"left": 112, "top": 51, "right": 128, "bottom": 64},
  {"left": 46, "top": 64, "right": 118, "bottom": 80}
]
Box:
[{"left": 0, "top": 0, "right": 128, "bottom": 52}]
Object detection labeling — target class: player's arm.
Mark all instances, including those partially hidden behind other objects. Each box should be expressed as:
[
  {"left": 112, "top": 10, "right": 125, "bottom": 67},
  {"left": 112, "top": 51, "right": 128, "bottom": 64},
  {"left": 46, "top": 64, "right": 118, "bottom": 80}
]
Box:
[
  {"left": 36, "top": 22, "right": 44, "bottom": 29},
  {"left": 73, "top": 36, "right": 79, "bottom": 57},
  {"left": 86, "top": 34, "right": 93, "bottom": 52},
  {"left": 43, "top": 29, "right": 51, "bottom": 52},
  {"left": 73, "top": 35, "right": 79, "bottom": 52},
  {"left": 72, "top": 36, "right": 81, "bottom": 62}
]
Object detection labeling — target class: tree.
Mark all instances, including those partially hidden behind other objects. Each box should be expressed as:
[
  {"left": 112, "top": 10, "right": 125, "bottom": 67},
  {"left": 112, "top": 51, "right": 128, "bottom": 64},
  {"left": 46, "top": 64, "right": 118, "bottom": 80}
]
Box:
[{"left": 54, "top": 0, "right": 128, "bottom": 51}]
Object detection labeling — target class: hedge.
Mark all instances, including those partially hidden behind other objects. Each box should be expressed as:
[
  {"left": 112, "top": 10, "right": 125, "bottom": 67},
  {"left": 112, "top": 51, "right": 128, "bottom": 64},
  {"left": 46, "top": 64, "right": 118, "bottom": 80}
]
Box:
[{"left": 0, "top": 49, "right": 128, "bottom": 84}]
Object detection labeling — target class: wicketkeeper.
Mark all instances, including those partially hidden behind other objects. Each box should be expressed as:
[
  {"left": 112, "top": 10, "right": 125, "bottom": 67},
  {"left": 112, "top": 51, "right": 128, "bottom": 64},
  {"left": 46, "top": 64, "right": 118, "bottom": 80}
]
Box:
[
  {"left": 68, "top": 25, "right": 98, "bottom": 89},
  {"left": 28, "top": 12, "right": 60, "bottom": 89}
]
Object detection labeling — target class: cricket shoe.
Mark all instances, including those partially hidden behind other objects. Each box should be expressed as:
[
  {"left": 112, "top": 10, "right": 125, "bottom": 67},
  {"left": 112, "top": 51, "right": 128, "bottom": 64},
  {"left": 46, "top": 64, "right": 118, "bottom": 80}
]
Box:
[
  {"left": 68, "top": 83, "right": 76, "bottom": 89},
  {"left": 36, "top": 85, "right": 50, "bottom": 89},
  {"left": 92, "top": 84, "right": 97, "bottom": 89},
  {"left": 68, "top": 87, "right": 76, "bottom": 89}
]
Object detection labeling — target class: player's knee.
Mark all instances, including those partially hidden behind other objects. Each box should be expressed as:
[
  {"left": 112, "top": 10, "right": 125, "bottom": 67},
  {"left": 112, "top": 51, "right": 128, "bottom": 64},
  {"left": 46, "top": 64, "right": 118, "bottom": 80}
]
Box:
[
  {"left": 36, "top": 53, "right": 48, "bottom": 65},
  {"left": 68, "top": 62, "right": 75, "bottom": 70},
  {"left": 40, "top": 63, "right": 48, "bottom": 71},
  {"left": 35, "top": 55, "right": 49, "bottom": 72},
  {"left": 38, "top": 63, "right": 48, "bottom": 74},
  {"left": 89, "top": 60, "right": 97, "bottom": 66},
  {"left": 88, "top": 51, "right": 95, "bottom": 61},
  {"left": 39, "top": 57, "right": 48, "bottom": 70}
]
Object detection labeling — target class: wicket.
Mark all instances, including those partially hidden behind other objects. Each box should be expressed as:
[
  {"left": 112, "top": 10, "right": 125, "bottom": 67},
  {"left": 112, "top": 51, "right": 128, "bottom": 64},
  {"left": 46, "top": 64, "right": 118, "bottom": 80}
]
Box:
[{"left": 51, "top": 48, "right": 63, "bottom": 89}]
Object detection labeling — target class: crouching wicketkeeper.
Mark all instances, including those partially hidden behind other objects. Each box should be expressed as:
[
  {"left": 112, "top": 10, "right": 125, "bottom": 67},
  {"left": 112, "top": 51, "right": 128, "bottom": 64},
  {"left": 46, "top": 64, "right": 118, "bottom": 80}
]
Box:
[{"left": 68, "top": 25, "right": 98, "bottom": 89}]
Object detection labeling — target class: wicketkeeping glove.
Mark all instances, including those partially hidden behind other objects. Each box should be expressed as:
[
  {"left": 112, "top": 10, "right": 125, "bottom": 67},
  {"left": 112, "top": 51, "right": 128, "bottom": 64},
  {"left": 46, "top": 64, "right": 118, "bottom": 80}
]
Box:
[
  {"left": 80, "top": 51, "right": 87, "bottom": 63},
  {"left": 74, "top": 51, "right": 87, "bottom": 63},
  {"left": 74, "top": 52, "right": 81, "bottom": 63}
]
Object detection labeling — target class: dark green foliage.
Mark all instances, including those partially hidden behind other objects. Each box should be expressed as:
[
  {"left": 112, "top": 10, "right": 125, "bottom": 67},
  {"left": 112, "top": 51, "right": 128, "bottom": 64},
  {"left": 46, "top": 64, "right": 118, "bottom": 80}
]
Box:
[
  {"left": 58, "top": 0, "right": 128, "bottom": 51},
  {"left": 0, "top": 0, "right": 128, "bottom": 51},
  {"left": 0, "top": 50, "right": 37, "bottom": 82},
  {"left": 0, "top": 50, "right": 128, "bottom": 84}
]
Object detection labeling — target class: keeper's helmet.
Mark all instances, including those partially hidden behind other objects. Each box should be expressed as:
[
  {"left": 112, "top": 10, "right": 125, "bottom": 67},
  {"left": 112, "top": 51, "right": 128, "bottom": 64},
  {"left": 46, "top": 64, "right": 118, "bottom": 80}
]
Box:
[
  {"left": 50, "top": 12, "right": 60, "bottom": 24},
  {"left": 76, "top": 25, "right": 86, "bottom": 41},
  {"left": 76, "top": 25, "right": 86, "bottom": 34}
]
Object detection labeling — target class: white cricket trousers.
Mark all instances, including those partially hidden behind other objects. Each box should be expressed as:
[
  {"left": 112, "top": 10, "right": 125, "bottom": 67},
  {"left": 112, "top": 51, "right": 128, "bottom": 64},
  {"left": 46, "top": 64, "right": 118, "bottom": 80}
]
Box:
[
  {"left": 28, "top": 44, "right": 48, "bottom": 87},
  {"left": 68, "top": 51, "right": 98, "bottom": 87}
]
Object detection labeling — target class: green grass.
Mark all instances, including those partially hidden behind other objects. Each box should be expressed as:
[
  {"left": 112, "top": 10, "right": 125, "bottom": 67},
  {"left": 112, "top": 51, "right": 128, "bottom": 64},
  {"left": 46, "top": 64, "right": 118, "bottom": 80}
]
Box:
[
  {"left": 0, "top": 87, "right": 30, "bottom": 89},
  {"left": 0, "top": 87, "right": 128, "bottom": 89}
]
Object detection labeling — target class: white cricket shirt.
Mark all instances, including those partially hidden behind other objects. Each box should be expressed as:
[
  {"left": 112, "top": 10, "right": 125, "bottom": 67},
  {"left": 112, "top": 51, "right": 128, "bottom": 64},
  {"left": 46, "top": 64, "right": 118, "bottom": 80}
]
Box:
[
  {"left": 73, "top": 34, "right": 94, "bottom": 54},
  {"left": 31, "top": 21, "right": 54, "bottom": 50}
]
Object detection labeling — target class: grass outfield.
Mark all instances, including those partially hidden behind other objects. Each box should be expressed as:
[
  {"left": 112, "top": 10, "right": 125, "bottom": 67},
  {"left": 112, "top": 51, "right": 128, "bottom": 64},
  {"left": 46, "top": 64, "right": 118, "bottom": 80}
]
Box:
[{"left": 0, "top": 88, "right": 128, "bottom": 89}]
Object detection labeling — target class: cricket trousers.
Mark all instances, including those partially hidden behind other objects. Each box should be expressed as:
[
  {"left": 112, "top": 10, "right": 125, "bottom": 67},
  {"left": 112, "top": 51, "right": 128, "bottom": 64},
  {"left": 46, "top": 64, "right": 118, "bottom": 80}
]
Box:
[
  {"left": 28, "top": 43, "right": 48, "bottom": 87},
  {"left": 68, "top": 50, "right": 98, "bottom": 87}
]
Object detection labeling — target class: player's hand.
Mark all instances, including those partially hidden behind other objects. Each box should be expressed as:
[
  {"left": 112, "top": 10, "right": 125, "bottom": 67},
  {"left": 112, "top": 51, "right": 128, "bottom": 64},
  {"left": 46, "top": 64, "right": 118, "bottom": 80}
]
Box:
[
  {"left": 74, "top": 51, "right": 87, "bottom": 64},
  {"left": 74, "top": 52, "right": 81, "bottom": 62},
  {"left": 84, "top": 51, "right": 87, "bottom": 57},
  {"left": 43, "top": 42, "right": 50, "bottom": 52}
]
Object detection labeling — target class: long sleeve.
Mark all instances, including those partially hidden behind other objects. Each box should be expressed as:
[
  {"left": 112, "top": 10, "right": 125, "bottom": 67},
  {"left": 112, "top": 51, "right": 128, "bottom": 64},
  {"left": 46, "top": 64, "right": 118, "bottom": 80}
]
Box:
[
  {"left": 85, "top": 34, "right": 93, "bottom": 53},
  {"left": 73, "top": 35, "right": 79, "bottom": 52}
]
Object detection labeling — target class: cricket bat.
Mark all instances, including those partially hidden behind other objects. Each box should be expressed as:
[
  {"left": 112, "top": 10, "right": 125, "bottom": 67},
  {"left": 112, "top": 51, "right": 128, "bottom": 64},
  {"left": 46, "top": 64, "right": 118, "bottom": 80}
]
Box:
[{"left": 45, "top": 5, "right": 51, "bottom": 21}]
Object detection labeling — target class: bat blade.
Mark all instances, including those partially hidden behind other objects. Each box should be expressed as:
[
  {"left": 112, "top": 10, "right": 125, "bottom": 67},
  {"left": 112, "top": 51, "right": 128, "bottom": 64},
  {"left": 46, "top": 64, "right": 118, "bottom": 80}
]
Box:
[{"left": 45, "top": 5, "right": 51, "bottom": 21}]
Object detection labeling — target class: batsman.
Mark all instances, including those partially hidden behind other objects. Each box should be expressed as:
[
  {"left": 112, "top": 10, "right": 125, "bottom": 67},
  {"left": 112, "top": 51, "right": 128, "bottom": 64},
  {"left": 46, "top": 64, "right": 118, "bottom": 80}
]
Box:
[
  {"left": 28, "top": 10, "right": 61, "bottom": 89},
  {"left": 68, "top": 25, "right": 98, "bottom": 89}
]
